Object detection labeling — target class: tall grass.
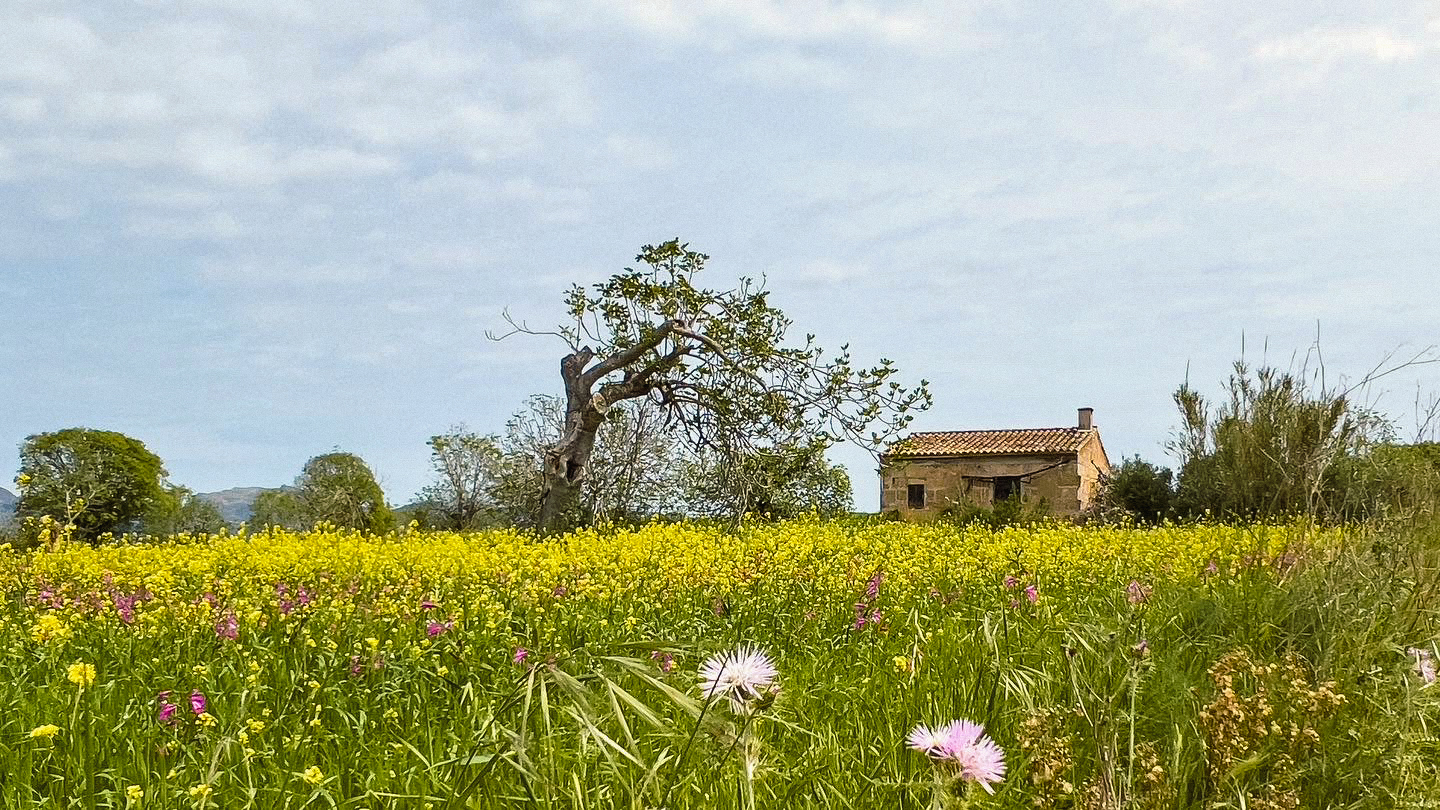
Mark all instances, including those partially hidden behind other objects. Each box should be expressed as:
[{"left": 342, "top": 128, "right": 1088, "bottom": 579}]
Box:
[{"left": 1, "top": 519, "right": 1437, "bottom": 808}]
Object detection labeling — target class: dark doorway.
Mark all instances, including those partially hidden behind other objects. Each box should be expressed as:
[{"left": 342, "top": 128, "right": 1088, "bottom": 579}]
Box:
[
  {"left": 993, "top": 477, "right": 1021, "bottom": 503},
  {"left": 907, "top": 484, "right": 926, "bottom": 509}
]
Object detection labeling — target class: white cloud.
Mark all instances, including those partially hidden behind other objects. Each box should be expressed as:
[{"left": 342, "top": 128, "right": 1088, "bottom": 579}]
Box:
[
  {"left": 734, "top": 49, "right": 853, "bottom": 88},
  {"left": 604, "top": 135, "right": 677, "bottom": 171},
  {"left": 525, "top": 0, "right": 941, "bottom": 47},
  {"left": 129, "top": 210, "right": 246, "bottom": 240},
  {"left": 1253, "top": 25, "right": 1425, "bottom": 65}
]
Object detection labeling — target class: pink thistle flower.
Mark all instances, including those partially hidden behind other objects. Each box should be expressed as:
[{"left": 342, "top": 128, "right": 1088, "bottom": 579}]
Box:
[
  {"left": 1409, "top": 647, "right": 1437, "bottom": 686},
  {"left": 941, "top": 720, "right": 1007, "bottom": 794},
  {"left": 1024, "top": 584, "right": 1039, "bottom": 604},
  {"left": 426, "top": 621, "right": 452, "bottom": 637},
  {"left": 910, "top": 719, "right": 1007, "bottom": 794},
  {"left": 513, "top": 648, "right": 530, "bottom": 666},
  {"left": 189, "top": 691, "right": 207, "bottom": 715},
  {"left": 698, "top": 645, "right": 779, "bottom": 713},
  {"left": 1002, "top": 575, "right": 1020, "bottom": 589},
  {"left": 906, "top": 723, "right": 951, "bottom": 757}
]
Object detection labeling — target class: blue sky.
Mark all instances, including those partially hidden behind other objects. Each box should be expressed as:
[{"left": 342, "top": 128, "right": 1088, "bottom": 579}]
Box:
[{"left": 2, "top": 0, "right": 1438, "bottom": 509}]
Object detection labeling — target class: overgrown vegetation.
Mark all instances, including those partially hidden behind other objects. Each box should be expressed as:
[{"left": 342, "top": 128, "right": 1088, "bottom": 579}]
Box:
[{"left": 4, "top": 518, "right": 1437, "bottom": 807}]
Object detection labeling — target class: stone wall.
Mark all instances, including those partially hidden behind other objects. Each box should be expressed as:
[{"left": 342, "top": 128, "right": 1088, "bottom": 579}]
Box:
[{"left": 880, "top": 442, "right": 1110, "bottom": 520}]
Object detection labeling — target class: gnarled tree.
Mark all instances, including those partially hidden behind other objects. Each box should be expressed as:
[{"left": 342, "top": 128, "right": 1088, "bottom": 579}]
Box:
[{"left": 493, "top": 240, "right": 930, "bottom": 533}]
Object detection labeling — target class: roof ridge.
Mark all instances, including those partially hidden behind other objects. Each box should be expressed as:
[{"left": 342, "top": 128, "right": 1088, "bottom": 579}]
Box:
[{"left": 909, "top": 426, "right": 1087, "bottom": 435}]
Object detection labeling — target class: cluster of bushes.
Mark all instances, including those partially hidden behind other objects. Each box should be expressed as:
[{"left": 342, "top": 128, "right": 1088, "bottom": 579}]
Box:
[
  {"left": 3, "top": 397, "right": 857, "bottom": 547},
  {"left": 1101, "top": 359, "right": 1440, "bottom": 526}
]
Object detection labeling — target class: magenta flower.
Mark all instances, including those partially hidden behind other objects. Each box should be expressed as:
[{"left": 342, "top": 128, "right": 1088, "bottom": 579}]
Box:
[
  {"left": 215, "top": 611, "right": 239, "bottom": 640},
  {"left": 1002, "top": 575, "right": 1020, "bottom": 589},
  {"left": 189, "top": 691, "right": 207, "bottom": 715},
  {"left": 157, "top": 692, "right": 178, "bottom": 724},
  {"left": 1024, "top": 584, "right": 1039, "bottom": 604},
  {"left": 426, "top": 621, "right": 452, "bottom": 637},
  {"left": 420, "top": 599, "right": 438, "bottom": 611},
  {"left": 513, "top": 648, "right": 530, "bottom": 666},
  {"left": 865, "top": 570, "right": 884, "bottom": 601},
  {"left": 650, "top": 650, "right": 676, "bottom": 673}
]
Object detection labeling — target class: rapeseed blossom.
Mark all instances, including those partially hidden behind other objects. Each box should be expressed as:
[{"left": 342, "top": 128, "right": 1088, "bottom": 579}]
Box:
[
  {"left": 301, "top": 766, "right": 325, "bottom": 785},
  {"left": 29, "top": 724, "right": 61, "bottom": 739},
  {"left": 67, "top": 661, "right": 97, "bottom": 688}
]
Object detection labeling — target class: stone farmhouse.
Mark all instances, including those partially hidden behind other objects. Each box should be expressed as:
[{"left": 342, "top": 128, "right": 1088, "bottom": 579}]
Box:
[{"left": 880, "top": 408, "right": 1112, "bottom": 520}]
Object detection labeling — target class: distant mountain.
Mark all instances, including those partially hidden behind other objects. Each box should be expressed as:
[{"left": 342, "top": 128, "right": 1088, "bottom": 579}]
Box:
[
  {"left": 0, "top": 486, "right": 15, "bottom": 525},
  {"left": 196, "top": 487, "right": 282, "bottom": 526}
]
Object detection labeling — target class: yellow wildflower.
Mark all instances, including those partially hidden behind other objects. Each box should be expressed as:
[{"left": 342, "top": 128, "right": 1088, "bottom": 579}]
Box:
[
  {"left": 31, "top": 614, "right": 71, "bottom": 643},
  {"left": 301, "top": 766, "right": 325, "bottom": 785},
  {"left": 67, "top": 661, "right": 97, "bottom": 688},
  {"left": 125, "top": 785, "right": 143, "bottom": 801},
  {"left": 29, "top": 724, "right": 61, "bottom": 739}
]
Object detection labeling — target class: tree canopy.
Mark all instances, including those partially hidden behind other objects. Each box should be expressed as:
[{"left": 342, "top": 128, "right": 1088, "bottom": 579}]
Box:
[
  {"left": 15, "top": 428, "right": 169, "bottom": 543},
  {"left": 496, "top": 240, "right": 929, "bottom": 532}
]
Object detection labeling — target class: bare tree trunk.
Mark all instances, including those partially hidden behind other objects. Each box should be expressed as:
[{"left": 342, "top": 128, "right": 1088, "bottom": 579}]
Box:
[
  {"left": 537, "top": 350, "right": 609, "bottom": 534},
  {"left": 538, "top": 431, "right": 596, "bottom": 534}
]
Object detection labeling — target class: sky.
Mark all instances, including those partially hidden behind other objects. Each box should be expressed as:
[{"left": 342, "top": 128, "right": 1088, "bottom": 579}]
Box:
[{"left": 2, "top": 0, "right": 1438, "bottom": 510}]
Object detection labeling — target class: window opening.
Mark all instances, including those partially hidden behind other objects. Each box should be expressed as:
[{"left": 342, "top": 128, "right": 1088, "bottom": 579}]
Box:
[
  {"left": 993, "top": 477, "right": 1021, "bottom": 503},
  {"left": 907, "top": 483, "right": 926, "bottom": 510}
]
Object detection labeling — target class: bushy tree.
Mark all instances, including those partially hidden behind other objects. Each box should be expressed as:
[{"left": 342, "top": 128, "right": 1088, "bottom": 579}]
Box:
[
  {"left": 145, "top": 485, "right": 228, "bottom": 536},
  {"left": 295, "top": 453, "right": 395, "bottom": 533},
  {"left": 1170, "top": 359, "right": 1394, "bottom": 521},
  {"left": 1099, "top": 456, "right": 1175, "bottom": 524},
  {"left": 15, "top": 428, "right": 169, "bottom": 543},
  {"left": 249, "top": 454, "right": 394, "bottom": 533},
  {"left": 681, "top": 440, "right": 853, "bottom": 521},
  {"left": 494, "top": 240, "right": 929, "bottom": 532},
  {"left": 250, "top": 489, "right": 306, "bottom": 531},
  {"left": 416, "top": 427, "right": 506, "bottom": 530}
]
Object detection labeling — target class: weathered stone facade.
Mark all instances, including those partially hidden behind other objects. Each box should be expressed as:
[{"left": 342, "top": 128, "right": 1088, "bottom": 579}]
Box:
[{"left": 879, "top": 411, "right": 1111, "bottom": 520}]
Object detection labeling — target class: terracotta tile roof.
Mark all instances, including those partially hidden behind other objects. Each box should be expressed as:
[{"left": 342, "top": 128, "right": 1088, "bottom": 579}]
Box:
[{"left": 886, "top": 427, "right": 1098, "bottom": 458}]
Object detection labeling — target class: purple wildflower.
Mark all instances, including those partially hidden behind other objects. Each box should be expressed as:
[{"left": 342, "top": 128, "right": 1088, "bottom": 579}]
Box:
[
  {"left": 513, "top": 648, "right": 530, "bottom": 666},
  {"left": 1126, "top": 581, "right": 1151, "bottom": 605},
  {"left": 650, "top": 650, "right": 676, "bottom": 673},
  {"left": 157, "top": 691, "right": 178, "bottom": 724},
  {"left": 215, "top": 611, "right": 239, "bottom": 641},
  {"left": 189, "top": 691, "right": 207, "bottom": 715},
  {"left": 1409, "top": 647, "right": 1437, "bottom": 686},
  {"left": 1024, "top": 584, "right": 1039, "bottom": 604},
  {"left": 865, "top": 570, "right": 884, "bottom": 601},
  {"left": 1003, "top": 575, "right": 1020, "bottom": 589}
]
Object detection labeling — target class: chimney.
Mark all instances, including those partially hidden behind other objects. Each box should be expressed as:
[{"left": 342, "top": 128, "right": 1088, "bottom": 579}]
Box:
[{"left": 1078, "top": 407, "right": 1094, "bottom": 430}]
